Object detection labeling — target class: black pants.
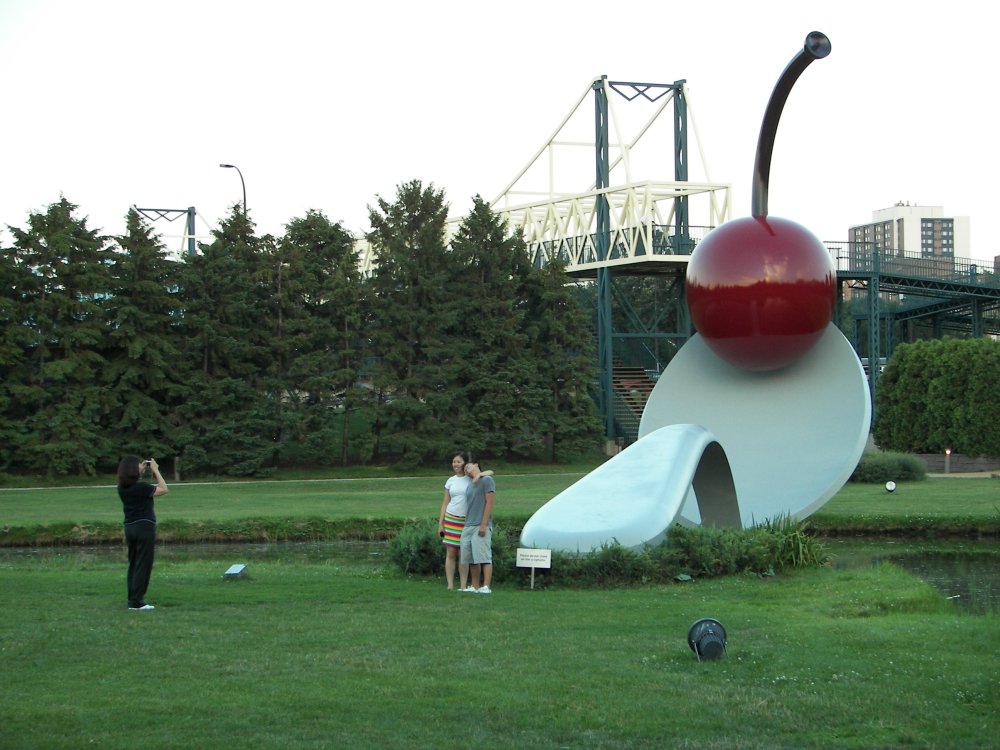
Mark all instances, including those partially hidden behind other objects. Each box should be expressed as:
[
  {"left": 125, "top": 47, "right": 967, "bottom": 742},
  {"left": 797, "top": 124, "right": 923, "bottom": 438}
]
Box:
[{"left": 125, "top": 521, "right": 156, "bottom": 608}]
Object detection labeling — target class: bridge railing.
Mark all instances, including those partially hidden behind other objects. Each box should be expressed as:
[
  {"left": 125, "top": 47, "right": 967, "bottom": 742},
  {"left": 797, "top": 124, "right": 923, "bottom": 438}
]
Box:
[
  {"left": 494, "top": 180, "right": 731, "bottom": 272},
  {"left": 826, "top": 241, "right": 999, "bottom": 288},
  {"left": 525, "top": 223, "right": 716, "bottom": 270}
]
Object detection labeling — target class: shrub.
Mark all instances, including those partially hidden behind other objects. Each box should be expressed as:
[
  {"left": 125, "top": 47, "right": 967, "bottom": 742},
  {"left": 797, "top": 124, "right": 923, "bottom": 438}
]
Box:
[
  {"left": 553, "top": 542, "right": 656, "bottom": 586},
  {"left": 850, "top": 451, "right": 926, "bottom": 483},
  {"left": 387, "top": 520, "right": 521, "bottom": 580},
  {"left": 647, "top": 520, "right": 823, "bottom": 578},
  {"left": 387, "top": 519, "right": 443, "bottom": 575},
  {"left": 388, "top": 517, "right": 828, "bottom": 587},
  {"left": 757, "top": 515, "right": 828, "bottom": 568},
  {"left": 487, "top": 524, "right": 521, "bottom": 582}
]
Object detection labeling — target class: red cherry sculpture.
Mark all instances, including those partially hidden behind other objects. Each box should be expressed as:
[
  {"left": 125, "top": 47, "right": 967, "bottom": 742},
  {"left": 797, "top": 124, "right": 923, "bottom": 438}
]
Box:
[
  {"left": 686, "top": 216, "right": 835, "bottom": 371},
  {"left": 686, "top": 32, "right": 834, "bottom": 372}
]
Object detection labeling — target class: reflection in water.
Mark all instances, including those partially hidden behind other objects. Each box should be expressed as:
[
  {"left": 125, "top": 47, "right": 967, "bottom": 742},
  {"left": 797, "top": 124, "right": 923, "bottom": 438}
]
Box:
[
  {"left": 887, "top": 554, "right": 999, "bottom": 616},
  {"left": 827, "top": 539, "right": 1000, "bottom": 615},
  {"left": 158, "top": 540, "right": 388, "bottom": 563},
  {"left": 0, "top": 540, "right": 387, "bottom": 564}
]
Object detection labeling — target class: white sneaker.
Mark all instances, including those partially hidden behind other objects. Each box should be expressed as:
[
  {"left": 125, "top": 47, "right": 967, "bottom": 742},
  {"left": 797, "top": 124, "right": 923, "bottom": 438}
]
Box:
[
  {"left": 477, "top": 586, "right": 492, "bottom": 595},
  {"left": 128, "top": 604, "right": 155, "bottom": 611},
  {"left": 462, "top": 586, "right": 477, "bottom": 593}
]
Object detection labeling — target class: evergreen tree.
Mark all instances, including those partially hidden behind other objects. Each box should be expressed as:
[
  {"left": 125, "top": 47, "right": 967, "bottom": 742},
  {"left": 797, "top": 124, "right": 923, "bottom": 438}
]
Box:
[
  {"left": 366, "top": 180, "right": 463, "bottom": 466},
  {"left": 272, "top": 210, "right": 365, "bottom": 466},
  {"left": 103, "top": 209, "right": 187, "bottom": 469},
  {"left": 5, "top": 197, "right": 115, "bottom": 475},
  {"left": 174, "top": 206, "right": 276, "bottom": 476},
  {"left": 521, "top": 259, "right": 602, "bottom": 461},
  {"left": 450, "top": 196, "right": 541, "bottom": 458},
  {"left": 0, "top": 236, "right": 33, "bottom": 470}
]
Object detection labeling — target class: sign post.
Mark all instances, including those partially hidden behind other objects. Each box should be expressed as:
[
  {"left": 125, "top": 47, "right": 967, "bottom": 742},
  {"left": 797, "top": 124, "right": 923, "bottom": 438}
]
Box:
[{"left": 516, "top": 548, "right": 552, "bottom": 589}]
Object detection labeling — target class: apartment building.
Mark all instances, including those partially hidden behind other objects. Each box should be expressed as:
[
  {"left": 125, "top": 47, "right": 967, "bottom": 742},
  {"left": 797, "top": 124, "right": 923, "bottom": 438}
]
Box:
[{"left": 849, "top": 202, "right": 971, "bottom": 258}]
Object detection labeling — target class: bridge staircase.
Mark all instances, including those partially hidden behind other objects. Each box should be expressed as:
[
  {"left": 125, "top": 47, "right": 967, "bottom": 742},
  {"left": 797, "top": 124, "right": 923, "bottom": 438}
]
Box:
[{"left": 611, "top": 363, "right": 657, "bottom": 444}]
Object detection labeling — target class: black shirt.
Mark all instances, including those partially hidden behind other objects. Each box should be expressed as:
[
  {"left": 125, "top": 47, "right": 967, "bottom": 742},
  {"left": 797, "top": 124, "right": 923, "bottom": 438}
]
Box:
[{"left": 119, "top": 482, "right": 156, "bottom": 525}]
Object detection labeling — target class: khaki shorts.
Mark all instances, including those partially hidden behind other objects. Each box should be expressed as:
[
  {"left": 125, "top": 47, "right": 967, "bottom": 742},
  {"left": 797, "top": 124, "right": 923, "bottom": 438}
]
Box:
[{"left": 459, "top": 524, "right": 492, "bottom": 565}]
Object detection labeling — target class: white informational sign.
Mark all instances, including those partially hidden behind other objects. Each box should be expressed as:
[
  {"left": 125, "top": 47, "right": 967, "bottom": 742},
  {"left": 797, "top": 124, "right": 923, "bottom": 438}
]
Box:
[
  {"left": 516, "top": 548, "right": 552, "bottom": 590},
  {"left": 516, "top": 548, "right": 552, "bottom": 568}
]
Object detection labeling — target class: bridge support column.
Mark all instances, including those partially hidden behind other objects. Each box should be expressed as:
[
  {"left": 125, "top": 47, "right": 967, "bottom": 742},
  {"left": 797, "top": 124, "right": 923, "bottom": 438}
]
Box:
[
  {"left": 598, "top": 267, "right": 614, "bottom": 440},
  {"left": 972, "top": 298, "right": 984, "bottom": 338},
  {"left": 867, "top": 247, "right": 881, "bottom": 410},
  {"left": 594, "top": 77, "right": 615, "bottom": 440},
  {"left": 186, "top": 207, "right": 197, "bottom": 255}
]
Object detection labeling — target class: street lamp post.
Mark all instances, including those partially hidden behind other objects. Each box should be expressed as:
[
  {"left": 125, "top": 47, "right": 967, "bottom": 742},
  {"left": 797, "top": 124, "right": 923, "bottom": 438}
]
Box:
[{"left": 219, "top": 163, "right": 246, "bottom": 214}]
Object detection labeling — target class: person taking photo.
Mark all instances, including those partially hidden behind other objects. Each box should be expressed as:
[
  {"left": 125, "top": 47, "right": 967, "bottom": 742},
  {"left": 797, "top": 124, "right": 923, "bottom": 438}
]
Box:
[{"left": 117, "top": 455, "right": 168, "bottom": 611}]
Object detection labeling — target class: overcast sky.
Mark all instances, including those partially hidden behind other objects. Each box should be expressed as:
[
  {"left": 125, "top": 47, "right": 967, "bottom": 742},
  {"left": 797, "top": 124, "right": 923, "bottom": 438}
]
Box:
[{"left": 1, "top": 0, "right": 995, "bottom": 262}]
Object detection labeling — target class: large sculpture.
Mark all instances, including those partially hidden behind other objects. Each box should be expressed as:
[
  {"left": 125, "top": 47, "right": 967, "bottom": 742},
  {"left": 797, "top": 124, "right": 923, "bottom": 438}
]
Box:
[{"left": 521, "top": 32, "right": 872, "bottom": 552}]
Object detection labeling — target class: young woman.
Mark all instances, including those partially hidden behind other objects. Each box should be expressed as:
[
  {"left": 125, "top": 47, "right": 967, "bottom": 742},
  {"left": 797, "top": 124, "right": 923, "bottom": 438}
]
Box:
[
  {"left": 438, "top": 451, "right": 473, "bottom": 590},
  {"left": 117, "top": 455, "right": 168, "bottom": 610}
]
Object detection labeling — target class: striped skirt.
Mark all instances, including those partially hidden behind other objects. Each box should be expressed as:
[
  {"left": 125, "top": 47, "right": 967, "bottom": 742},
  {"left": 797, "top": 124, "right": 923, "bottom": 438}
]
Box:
[{"left": 442, "top": 512, "right": 465, "bottom": 548}]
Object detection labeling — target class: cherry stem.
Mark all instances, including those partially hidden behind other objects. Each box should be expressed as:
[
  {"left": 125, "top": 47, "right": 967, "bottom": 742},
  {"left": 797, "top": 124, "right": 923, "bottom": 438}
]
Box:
[{"left": 751, "top": 32, "right": 831, "bottom": 218}]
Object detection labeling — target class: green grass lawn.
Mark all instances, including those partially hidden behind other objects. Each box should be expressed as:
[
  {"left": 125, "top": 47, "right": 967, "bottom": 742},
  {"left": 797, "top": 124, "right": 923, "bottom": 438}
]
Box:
[
  {"left": 1, "top": 469, "right": 998, "bottom": 748},
  {"left": 0, "top": 552, "right": 996, "bottom": 749},
  {"left": 2, "top": 470, "right": 999, "bottom": 527},
  {"left": 816, "top": 478, "right": 1000, "bottom": 519},
  {"left": 0, "top": 470, "right": 587, "bottom": 526},
  {"left": 809, "top": 478, "right": 1000, "bottom": 535}
]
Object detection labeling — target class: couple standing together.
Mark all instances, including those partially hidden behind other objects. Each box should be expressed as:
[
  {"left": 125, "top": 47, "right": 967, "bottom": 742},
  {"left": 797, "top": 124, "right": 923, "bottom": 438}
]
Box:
[{"left": 438, "top": 452, "right": 495, "bottom": 594}]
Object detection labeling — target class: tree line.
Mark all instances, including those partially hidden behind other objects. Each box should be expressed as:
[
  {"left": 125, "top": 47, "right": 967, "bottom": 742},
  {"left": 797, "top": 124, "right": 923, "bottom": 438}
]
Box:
[
  {"left": 874, "top": 336, "right": 1000, "bottom": 457},
  {"left": 1, "top": 181, "right": 601, "bottom": 478}
]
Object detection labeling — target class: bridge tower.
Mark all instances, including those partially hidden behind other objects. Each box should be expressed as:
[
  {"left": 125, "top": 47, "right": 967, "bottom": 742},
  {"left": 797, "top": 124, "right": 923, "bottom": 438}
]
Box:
[
  {"left": 133, "top": 206, "right": 203, "bottom": 257},
  {"left": 488, "top": 76, "right": 731, "bottom": 443}
]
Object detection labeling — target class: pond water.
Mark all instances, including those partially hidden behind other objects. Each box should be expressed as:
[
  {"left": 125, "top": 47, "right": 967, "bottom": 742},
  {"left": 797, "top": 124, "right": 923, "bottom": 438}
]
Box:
[
  {"left": 825, "top": 539, "right": 1000, "bottom": 615},
  {"left": 0, "top": 539, "right": 387, "bottom": 564},
  {"left": 2, "top": 539, "right": 997, "bottom": 614}
]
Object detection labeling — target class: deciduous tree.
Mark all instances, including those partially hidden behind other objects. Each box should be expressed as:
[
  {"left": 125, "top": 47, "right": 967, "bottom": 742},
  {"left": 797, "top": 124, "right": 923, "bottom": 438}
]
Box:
[{"left": 875, "top": 337, "right": 1000, "bottom": 456}]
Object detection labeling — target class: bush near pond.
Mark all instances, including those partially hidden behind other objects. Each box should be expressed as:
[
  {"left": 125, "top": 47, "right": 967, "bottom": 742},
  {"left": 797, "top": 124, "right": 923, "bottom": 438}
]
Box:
[
  {"left": 850, "top": 451, "right": 927, "bottom": 483},
  {"left": 388, "top": 516, "right": 828, "bottom": 587}
]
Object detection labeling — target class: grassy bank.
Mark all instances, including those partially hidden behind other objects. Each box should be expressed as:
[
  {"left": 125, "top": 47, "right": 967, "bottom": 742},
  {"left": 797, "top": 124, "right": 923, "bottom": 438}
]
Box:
[
  {"left": 0, "top": 471, "right": 580, "bottom": 546},
  {"left": 0, "top": 552, "right": 996, "bottom": 749},
  {"left": 2, "top": 472, "right": 999, "bottom": 546},
  {"left": 809, "top": 478, "right": 1000, "bottom": 536}
]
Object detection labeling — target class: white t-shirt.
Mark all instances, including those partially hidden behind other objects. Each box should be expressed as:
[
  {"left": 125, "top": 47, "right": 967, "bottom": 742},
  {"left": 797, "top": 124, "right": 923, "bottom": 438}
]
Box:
[{"left": 444, "top": 474, "right": 471, "bottom": 517}]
